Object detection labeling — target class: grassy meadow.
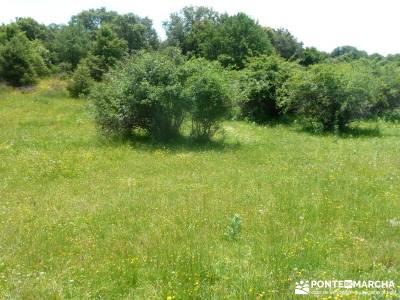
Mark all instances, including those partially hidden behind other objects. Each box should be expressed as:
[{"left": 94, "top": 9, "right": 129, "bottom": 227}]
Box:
[{"left": 0, "top": 80, "right": 399, "bottom": 299}]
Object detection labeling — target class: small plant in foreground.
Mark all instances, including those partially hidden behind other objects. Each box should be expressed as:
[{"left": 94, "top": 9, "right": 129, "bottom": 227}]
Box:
[{"left": 225, "top": 214, "right": 242, "bottom": 240}]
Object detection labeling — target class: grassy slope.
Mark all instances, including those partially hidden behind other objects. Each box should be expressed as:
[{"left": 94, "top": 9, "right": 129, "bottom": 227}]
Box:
[{"left": 0, "top": 80, "right": 399, "bottom": 299}]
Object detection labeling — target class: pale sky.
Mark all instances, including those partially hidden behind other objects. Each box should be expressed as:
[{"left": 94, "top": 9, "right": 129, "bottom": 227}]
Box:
[{"left": 1, "top": 0, "right": 399, "bottom": 55}]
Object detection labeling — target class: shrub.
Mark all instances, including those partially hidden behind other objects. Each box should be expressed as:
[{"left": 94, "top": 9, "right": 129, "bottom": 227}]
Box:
[
  {"left": 92, "top": 50, "right": 187, "bottom": 140},
  {"left": 371, "top": 63, "right": 400, "bottom": 115},
  {"left": 0, "top": 31, "right": 48, "bottom": 86},
  {"left": 278, "top": 63, "right": 377, "bottom": 131},
  {"left": 67, "top": 61, "right": 94, "bottom": 98},
  {"left": 183, "top": 58, "right": 231, "bottom": 138},
  {"left": 240, "top": 55, "right": 296, "bottom": 122}
]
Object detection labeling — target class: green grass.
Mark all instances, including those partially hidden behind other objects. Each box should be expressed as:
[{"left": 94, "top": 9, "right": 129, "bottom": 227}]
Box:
[{"left": 0, "top": 80, "right": 399, "bottom": 299}]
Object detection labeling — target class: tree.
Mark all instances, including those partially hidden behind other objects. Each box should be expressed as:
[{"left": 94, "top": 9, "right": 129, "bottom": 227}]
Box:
[
  {"left": 52, "top": 24, "right": 91, "bottom": 69},
  {"left": 15, "top": 17, "right": 49, "bottom": 41},
  {"left": 89, "top": 25, "right": 127, "bottom": 80},
  {"left": 165, "top": 7, "right": 274, "bottom": 69},
  {"left": 163, "top": 6, "right": 220, "bottom": 56},
  {"left": 266, "top": 28, "right": 303, "bottom": 60},
  {"left": 213, "top": 13, "right": 274, "bottom": 69},
  {"left": 113, "top": 14, "right": 159, "bottom": 52},
  {"left": 0, "top": 30, "right": 48, "bottom": 86},
  {"left": 70, "top": 7, "right": 118, "bottom": 33},
  {"left": 331, "top": 46, "right": 368, "bottom": 60},
  {"left": 299, "top": 47, "right": 328, "bottom": 66}
]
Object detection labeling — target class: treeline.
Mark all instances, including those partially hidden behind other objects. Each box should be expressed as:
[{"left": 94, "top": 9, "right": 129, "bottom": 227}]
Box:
[{"left": 1, "top": 7, "right": 400, "bottom": 138}]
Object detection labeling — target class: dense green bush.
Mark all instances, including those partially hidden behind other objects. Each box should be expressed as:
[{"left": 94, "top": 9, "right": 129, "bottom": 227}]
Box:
[
  {"left": 278, "top": 63, "right": 377, "bottom": 131},
  {"left": 372, "top": 63, "right": 400, "bottom": 115},
  {"left": 92, "top": 51, "right": 233, "bottom": 140},
  {"left": 239, "top": 55, "right": 296, "bottom": 122},
  {"left": 67, "top": 61, "right": 94, "bottom": 98},
  {"left": 0, "top": 30, "right": 48, "bottom": 86},
  {"left": 92, "top": 51, "right": 187, "bottom": 140},
  {"left": 164, "top": 7, "right": 274, "bottom": 69},
  {"left": 183, "top": 58, "right": 231, "bottom": 138}
]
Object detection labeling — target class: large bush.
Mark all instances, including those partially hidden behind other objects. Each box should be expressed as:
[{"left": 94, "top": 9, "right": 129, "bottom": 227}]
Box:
[
  {"left": 278, "top": 63, "right": 377, "bottom": 131},
  {"left": 92, "top": 51, "right": 187, "bottom": 140},
  {"left": 92, "top": 51, "right": 232, "bottom": 140},
  {"left": 240, "top": 55, "right": 296, "bottom": 122},
  {"left": 371, "top": 62, "right": 400, "bottom": 115},
  {"left": 0, "top": 30, "right": 48, "bottom": 86},
  {"left": 182, "top": 58, "right": 231, "bottom": 138}
]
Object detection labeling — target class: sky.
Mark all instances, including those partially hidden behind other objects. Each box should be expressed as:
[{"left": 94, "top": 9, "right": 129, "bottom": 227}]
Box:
[{"left": 1, "top": 0, "right": 399, "bottom": 55}]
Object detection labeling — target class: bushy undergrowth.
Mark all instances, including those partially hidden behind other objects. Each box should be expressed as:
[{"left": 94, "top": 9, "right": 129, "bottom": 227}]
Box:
[
  {"left": 278, "top": 63, "right": 380, "bottom": 131},
  {"left": 239, "top": 55, "right": 297, "bottom": 122}
]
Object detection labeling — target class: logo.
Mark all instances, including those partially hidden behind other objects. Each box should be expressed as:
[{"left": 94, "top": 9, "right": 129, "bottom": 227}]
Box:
[
  {"left": 294, "top": 279, "right": 397, "bottom": 296},
  {"left": 295, "top": 281, "right": 310, "bottom": 295}
]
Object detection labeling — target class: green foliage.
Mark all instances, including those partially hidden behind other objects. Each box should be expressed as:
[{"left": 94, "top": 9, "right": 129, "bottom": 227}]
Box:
[
  {"left": 266, "top": 27, "right": 303, "bottom": 60},
  {"left": 89, "top": 25, "right": 128, "bottom": 80},
  {"left": 113, "top": 14, "right": 159, "bottom": 52},
  {"left": 163, "top": 6, "right": 220, "bottom": 56},
  {"left": 279, "top": 63, "right": 377, "bottom": 131},
  {"left": 299, "top": 47, "right": 328, "bottom": 66},
  {"left": 70, "top": 8, "right": 159, "bottom": 51},
  {"left": 15, "top": 17, "right": 50, "bottom": 41},
  {"left": 52, "top": 24, "right": 91, "bottom": 69},
  {"left": 225, "top": 214, "right": 242, "bottom": 241},
  {"left": 70, "top": 7, "right": 119, "bottom": 33},
  {"left": 67, "top": 62, "right": 94, "bottom": 98},
  {"left": 240, "top": 55, "right": 296, "bottom": 122},
  {"left": 93, "top": 51, "right": 233, "bottom": 140},
  {"left": 92, "top": 51, "right": 187, "bottom": 140},
  {"left": 371, "top": 62, "right": 400, "bottom": 115},
  {"left": 331, "top": 45, "right": 368, "bottom": 61},
  {"left": 164, "top": 7, "right": 274, "bottom": 69},
  {"left": 213, "top": 13, "right": 274, "bottom": 69},
  {"left": 0, "top": 30, "right": 48, "bottom": 86},
  {"left": 183, "top": 58, "right": 232, "bottom": 138}
]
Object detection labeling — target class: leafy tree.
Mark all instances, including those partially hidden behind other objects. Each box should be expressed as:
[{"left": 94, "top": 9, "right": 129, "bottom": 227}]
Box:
[
  {"left": 88, "top": 25, "right": 127, "bottom": 80},
  {"left": 15, "top": 17, "right": 49, "bottom": 41},
  {"left": 266, "top": 28, "right": 303, "bottom": 60},
  {"left": 70, "top": 7, "right": 118, "bottom": 33},
  {"left": 0, "top": 30, "right": 48, "bottom": 86},
  {"left": 52, "top": 24, "right": 91, "bottom": 69},
  {"left": 164, "top": 7, "right": 273, "bottom": 68},
  {"left": 213, "top": 13, "right": 274, "bottom": 69},
  {"left": 299, "top": 47, "right": 328, "bottom": 66},
  {"left": 113, "top": 14, "right": 159, "bottom": 52},
  {"left": 163, "top": 6, "right": 220, "bottom": 56},
  {"left": 331, "top": 46, "right": 368, "bottom": 61}
]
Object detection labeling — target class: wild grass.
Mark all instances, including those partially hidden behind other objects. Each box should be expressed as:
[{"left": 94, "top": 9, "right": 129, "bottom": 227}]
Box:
[{"left": 0, "top": 80, "right": 399, "bottom": 299}]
